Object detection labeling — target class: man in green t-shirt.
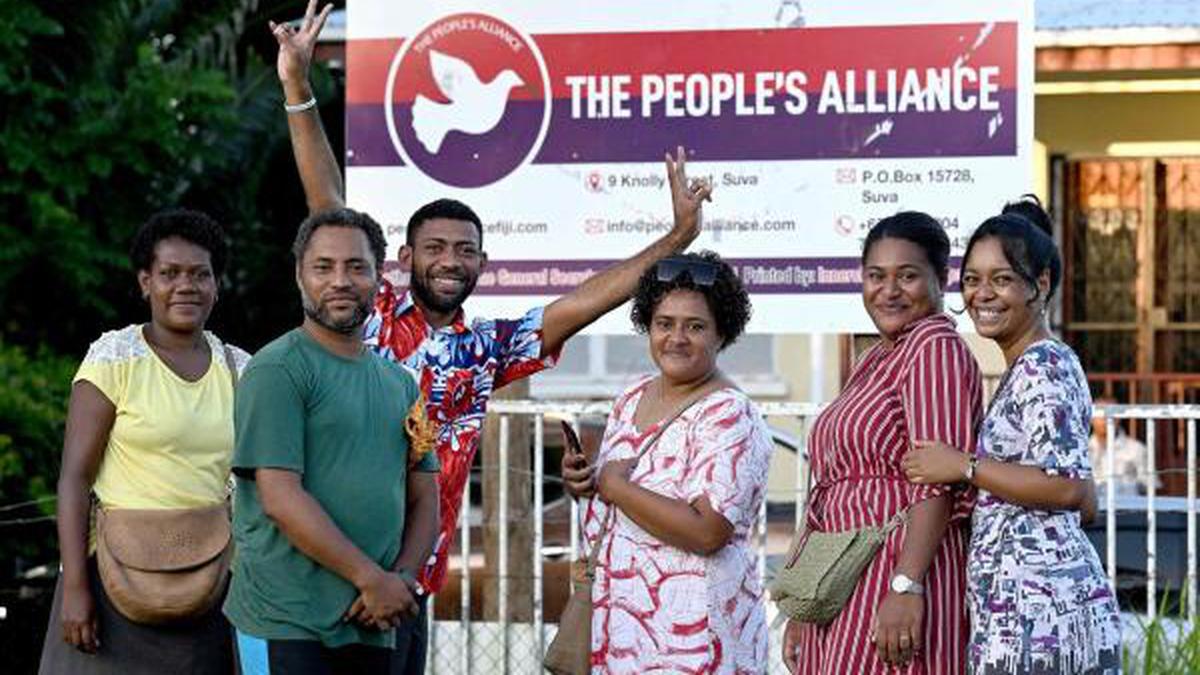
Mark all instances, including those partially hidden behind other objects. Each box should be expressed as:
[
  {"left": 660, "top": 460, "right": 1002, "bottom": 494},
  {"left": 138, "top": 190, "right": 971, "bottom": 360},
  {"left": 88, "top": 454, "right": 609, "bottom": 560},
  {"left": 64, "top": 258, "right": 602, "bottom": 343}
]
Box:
[{"left": 224, "top": 207, "right": 440, "bottom": 674}]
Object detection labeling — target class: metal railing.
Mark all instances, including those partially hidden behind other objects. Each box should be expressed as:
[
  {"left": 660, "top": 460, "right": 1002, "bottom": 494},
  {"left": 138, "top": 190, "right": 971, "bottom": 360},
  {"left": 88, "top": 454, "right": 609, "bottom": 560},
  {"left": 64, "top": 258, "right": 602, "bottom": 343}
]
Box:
[
  {"left": 1098, "top": 406, "right": 1200, "bottom": 620},
  {"left": 426, "top": 401, "right": 1200, "bottom": 674}
]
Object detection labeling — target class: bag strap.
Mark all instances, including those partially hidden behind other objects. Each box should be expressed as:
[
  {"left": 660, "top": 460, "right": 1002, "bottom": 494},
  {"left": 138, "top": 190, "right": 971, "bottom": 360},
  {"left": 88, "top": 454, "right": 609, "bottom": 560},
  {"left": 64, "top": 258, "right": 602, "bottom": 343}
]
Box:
[
  {"left": 783, "top": 505, "right": 910, "bottom": 570},
  {"left": 222, "top": 343, "right": 239, "bottom": 390},
  {"left": 583, "top": 379, "right": 725, "bottom": 575},
  {"left": 221, "top": 342, "right": 239, "bottom": 504}
]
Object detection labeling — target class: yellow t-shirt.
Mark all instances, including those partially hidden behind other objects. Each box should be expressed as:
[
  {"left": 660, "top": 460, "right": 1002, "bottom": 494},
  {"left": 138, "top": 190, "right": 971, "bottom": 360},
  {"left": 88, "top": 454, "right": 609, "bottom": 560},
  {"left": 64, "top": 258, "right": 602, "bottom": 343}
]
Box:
[{"left": 76, "top": 324, "right": 250, "bottom": 509}]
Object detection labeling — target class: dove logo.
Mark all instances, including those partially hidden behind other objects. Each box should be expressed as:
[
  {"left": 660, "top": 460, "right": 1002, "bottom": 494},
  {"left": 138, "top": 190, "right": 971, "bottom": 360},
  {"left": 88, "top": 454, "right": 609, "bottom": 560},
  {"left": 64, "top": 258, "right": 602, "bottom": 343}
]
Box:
[
  {"left": 385, "top": 13, "right": 551, "bottom": 188},
  {"left": 411, "top": 51, "right": 523, "bottom": 155}
]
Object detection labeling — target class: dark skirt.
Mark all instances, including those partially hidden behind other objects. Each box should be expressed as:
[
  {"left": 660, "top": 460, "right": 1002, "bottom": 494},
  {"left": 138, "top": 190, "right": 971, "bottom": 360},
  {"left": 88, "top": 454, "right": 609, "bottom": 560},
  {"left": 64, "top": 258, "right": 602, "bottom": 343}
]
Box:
[{"left": 38, "top": 558, "right": 232, "bottom": 675}]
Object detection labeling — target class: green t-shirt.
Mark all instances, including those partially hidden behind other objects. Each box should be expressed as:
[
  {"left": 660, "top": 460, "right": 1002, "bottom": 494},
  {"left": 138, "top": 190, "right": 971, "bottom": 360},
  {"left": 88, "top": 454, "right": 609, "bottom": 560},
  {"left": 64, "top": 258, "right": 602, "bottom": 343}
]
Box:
[{"left": 223, "top": 328, "right": 438, "bottom": 648}]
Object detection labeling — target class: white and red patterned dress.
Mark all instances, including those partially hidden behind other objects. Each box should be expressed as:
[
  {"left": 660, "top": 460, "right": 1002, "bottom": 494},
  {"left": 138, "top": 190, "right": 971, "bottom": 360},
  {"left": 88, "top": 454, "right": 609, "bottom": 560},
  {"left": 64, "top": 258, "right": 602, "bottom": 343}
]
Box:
[{"left": 581, "top": 378, "right": 773, "bottom": 674}]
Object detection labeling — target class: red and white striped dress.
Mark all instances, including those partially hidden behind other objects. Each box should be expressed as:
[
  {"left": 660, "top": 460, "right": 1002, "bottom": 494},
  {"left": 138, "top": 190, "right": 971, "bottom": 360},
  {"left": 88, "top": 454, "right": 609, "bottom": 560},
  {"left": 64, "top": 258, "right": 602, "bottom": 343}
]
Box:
[{"left": 793, "top": 313, "right": 982, "bottom": 675}]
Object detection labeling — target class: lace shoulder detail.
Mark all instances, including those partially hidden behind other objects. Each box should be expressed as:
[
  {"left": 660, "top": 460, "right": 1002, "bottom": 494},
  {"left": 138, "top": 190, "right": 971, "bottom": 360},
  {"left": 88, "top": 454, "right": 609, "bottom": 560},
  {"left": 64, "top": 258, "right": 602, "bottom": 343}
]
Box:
[
  {"left": 81, "top": 325, "right": 149, "bottom": 365},
  {"left": 205, "top": 332, "right": 252, "bottom": 375}
]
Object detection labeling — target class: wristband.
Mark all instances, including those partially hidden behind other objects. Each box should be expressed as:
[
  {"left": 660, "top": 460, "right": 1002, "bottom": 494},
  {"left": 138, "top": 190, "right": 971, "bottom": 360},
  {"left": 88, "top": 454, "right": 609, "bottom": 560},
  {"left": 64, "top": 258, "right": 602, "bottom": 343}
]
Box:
[{"left": 284, "top": 96, "right": 317, "bottom": 114}]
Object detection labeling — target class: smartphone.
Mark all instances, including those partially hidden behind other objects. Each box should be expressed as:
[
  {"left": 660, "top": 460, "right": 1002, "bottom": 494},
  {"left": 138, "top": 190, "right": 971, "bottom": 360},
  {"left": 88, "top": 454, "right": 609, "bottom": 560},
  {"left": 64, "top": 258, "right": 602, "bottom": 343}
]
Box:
[{"left": 560, "top": 419, "right": 583, "bottom": 456}]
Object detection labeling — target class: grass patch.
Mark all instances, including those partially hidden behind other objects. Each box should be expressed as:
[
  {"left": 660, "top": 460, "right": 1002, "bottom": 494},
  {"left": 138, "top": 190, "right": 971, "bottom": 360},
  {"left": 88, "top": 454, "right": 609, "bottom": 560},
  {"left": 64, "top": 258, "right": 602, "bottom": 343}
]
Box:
[{"left": 1122, "top": 590, "right": 1200, "bottom": 673}]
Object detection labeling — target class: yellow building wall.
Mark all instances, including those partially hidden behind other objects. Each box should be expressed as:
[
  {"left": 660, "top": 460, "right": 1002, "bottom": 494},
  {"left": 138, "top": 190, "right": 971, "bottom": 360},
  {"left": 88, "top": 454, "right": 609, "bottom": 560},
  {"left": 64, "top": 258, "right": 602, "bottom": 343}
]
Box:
[
  {"left": 764, "top": 334, "right": 839, "bottom": 504},
  {"left": 1033, "top": 89, "right": 1200, "bottom": 192},
  {"left": 1036, "top": 90, "right": 1200, "bottom": 155}
]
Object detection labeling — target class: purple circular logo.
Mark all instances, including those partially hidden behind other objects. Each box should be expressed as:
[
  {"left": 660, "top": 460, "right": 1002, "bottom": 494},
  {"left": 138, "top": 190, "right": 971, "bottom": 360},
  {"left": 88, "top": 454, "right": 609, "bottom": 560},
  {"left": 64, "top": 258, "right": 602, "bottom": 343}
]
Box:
[{"left": 385, "top": 13, "right": 551, "bottom": 188}]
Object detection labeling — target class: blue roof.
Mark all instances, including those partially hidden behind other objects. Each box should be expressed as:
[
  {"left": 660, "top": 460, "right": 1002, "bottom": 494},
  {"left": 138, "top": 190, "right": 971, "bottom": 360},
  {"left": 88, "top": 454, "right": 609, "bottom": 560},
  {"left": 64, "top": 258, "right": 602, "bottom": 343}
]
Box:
[
  {"left": 322, "top": 5, "right": 1197, "bottom": 38},
  {"left": 1037, "top": 0, "right": 1200, "bottom": 31}
]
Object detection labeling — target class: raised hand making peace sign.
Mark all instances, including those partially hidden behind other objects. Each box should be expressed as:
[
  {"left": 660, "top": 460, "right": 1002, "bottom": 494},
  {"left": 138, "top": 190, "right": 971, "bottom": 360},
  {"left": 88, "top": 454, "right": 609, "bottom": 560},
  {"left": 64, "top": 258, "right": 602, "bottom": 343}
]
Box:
[
  {"left": 664, "top": 145, "right": 713, "bottom": 249},
  {"left": 270, "top": 0, "right": 333, "bottom": 87}
]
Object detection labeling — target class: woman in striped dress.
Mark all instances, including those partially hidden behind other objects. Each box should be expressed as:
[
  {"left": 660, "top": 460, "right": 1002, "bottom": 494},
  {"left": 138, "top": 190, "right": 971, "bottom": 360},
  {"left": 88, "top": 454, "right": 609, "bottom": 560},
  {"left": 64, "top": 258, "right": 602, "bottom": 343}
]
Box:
[{"left": 782, "top": 212, "right": 983, "bottom": 674}]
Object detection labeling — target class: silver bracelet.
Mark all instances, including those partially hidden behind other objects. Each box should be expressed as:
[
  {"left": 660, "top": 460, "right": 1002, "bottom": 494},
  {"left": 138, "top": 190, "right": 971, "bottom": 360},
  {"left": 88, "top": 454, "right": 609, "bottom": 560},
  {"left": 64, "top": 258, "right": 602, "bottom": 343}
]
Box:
[{"left": 284, "top": 96, "right": 317, "bottom": 114}]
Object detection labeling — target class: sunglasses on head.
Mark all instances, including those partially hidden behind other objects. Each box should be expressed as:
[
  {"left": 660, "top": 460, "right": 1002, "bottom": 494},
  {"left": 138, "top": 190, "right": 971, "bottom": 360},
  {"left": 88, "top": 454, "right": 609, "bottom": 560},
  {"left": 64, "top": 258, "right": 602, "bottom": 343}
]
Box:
[{"left": 655, "top": 256, "right": 719, "bottom": 286}]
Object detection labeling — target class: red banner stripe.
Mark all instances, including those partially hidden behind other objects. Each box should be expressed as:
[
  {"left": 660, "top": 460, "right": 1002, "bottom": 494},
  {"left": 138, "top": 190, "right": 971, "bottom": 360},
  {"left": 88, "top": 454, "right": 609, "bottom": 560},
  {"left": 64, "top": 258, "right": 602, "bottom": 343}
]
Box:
[{"left": 347, "top": 38, "right": 404, "bottom": 104}]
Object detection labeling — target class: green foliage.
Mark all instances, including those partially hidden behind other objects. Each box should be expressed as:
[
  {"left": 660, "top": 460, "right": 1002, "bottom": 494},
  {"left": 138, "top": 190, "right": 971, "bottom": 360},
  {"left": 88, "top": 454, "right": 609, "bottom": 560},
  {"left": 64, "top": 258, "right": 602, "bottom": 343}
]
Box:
[
  {"left": 0, "top": 0, "right": 332, "bottom": 356},
  {"left": 0, "top": 2, "right": 244, "bottom": 352},
  {"left": 0, "top": 341, "right": 75, "bottom": 574},
  {"left": 0, "top": 0, "right": 341, "bottom": 580},
  {"left": 1123, "top": 589, "right": 1200, "bottom": 674}
]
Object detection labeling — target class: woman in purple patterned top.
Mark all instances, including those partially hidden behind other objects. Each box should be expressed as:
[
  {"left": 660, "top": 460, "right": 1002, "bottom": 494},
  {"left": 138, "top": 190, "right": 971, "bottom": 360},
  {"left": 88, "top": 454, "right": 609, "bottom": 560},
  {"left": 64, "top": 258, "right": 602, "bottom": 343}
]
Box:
[{"left": 901, "top": 197, "right": 1122, "bottom": 674}]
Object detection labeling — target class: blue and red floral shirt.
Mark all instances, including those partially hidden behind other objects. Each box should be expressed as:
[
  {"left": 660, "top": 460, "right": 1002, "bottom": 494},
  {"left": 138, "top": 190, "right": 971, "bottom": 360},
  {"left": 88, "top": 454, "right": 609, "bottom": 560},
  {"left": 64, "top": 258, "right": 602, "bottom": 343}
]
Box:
[{"left": 364, "top": 283, "right": 557, "bottom": 592}]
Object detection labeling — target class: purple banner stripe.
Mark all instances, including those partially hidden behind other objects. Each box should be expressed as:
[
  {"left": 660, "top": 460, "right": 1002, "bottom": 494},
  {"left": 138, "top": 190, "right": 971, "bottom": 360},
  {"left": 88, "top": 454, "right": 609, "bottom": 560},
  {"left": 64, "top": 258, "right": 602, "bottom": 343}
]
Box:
[
  {"left": 348, "top": 90, "right": 1015, "bottom": 168},
  {"left": 384, "top": 257, "right": 868, "bottom": 295},
  {"left": 383, "top": 256, "right": 965, "bottom": 296},
  {"left": 347, "top": 105, "right": 404, "bottom": 166}
]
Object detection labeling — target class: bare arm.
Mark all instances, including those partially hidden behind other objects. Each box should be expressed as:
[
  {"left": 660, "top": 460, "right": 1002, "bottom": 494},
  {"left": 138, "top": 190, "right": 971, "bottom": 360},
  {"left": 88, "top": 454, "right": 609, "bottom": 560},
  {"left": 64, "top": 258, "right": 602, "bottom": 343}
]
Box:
[
  {"left": 903, "top": 441, "right": 1090, "bottom": 512},
  {"left": 56, "top": 381, "right": 115, "bottom": 652},
  {"left": 873, "top": 495, "right": 950, "bottom": 666},
  {"left": 271, "top": 1, "right": 343, "bottom": 213},
  {"left": 539, "top": 148, "right": 711, "bottom": 355},
  {"left": 972, "top": 458, "right": 1089, "bottom": 511},
  {"left": 968, "top": 360, "right": 1091, "bottom": 513},
  {"left": 892, "top": 495, "right": 949, "bottom": 582},
  {"left": 1080, "top": 478, "right": 1098, "bottom": 525},
  {"left": 256, "top": 468, "right": 416, "bottom": 626},
  {"left": 596, "top": 460, "right": 733, "bottom": 555},
  {"left": 392, "top": 472, "right": 439, "bottom": 578},
  {"left": 256, "top": 468, "right": 386, "bottom": 586}
]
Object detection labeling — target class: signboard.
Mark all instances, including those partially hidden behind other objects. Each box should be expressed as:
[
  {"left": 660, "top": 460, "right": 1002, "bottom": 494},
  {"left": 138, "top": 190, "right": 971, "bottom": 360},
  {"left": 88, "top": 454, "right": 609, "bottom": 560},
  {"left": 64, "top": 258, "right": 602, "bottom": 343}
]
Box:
[{"left": 346, "top": 1, "right": 1034, "bottom": 333}]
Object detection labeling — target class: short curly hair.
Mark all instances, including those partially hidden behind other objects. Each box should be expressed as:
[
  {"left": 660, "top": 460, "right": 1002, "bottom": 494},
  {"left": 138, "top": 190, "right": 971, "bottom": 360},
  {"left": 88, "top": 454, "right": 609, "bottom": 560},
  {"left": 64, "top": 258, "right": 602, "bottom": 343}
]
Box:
[
  {"left": 292, "top": 207, "right": 388, "bottom": 272},
  {"left": 630, "top": 250, "right": 750, "bottom": 349},
  {"left": 129, "top": 208, "right": 227, "bottom": 276}
]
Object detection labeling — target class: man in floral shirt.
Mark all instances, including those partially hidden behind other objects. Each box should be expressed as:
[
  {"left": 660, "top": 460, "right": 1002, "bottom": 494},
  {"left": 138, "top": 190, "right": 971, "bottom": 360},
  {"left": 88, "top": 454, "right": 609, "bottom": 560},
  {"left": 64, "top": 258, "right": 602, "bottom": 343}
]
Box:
[{"left": 275, "top": 29, "right": 711, "bottom": 672}]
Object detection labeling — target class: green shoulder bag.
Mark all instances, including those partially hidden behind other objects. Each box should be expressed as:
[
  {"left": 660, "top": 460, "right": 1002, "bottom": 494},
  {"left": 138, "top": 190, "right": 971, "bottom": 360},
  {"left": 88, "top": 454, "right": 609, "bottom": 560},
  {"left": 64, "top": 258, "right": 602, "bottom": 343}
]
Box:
[{"left": 769, "top": 508, "right": 908, "bottom": 626}]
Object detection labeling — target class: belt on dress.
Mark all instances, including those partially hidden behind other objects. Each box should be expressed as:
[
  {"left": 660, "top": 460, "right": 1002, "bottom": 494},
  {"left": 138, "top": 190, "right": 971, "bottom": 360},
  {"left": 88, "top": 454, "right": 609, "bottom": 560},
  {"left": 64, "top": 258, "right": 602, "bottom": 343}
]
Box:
[{"left": 806, "top": 473, "right": 912, "bottom": 529}]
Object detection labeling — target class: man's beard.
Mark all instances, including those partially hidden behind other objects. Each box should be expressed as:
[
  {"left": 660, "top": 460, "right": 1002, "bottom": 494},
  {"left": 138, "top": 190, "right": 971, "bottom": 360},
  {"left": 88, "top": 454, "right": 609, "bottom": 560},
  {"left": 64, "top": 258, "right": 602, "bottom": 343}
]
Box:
[
  {"left": 301, "top": 291, "right": 370, "bottom": 335},
  {"left": 409, "top": 270, "right": 476, "bottom": 315}
]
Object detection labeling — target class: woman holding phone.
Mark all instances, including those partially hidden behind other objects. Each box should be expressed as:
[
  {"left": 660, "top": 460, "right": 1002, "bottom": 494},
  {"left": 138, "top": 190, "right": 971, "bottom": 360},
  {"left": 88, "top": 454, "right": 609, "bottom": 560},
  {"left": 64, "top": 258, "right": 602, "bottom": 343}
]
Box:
[{"left": 560, "top": 252, "right": 773, "bottom": 673}]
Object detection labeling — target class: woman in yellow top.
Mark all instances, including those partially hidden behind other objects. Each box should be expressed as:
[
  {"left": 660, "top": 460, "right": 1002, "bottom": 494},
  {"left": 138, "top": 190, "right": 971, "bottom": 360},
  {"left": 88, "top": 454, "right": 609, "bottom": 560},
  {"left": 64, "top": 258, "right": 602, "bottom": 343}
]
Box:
[{"left": 38, "top": 209, "right": 249, "bottom": 674}]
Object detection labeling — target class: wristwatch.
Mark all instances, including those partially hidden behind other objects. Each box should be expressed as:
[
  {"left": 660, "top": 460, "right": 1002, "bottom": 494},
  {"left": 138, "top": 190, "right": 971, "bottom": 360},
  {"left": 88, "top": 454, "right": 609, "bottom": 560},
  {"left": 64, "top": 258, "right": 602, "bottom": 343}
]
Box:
[
  {"left": 964, "top": 454, "right": 980, "bottom": 483},
  {"left": 891, "top": 573, "right": 925, "bottom": 596}
]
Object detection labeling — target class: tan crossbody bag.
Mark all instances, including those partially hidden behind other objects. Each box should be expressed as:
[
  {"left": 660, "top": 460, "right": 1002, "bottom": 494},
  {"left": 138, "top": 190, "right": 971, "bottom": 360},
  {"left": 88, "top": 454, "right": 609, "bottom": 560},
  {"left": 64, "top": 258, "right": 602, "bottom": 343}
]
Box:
[{"left": 94, "top": 343, "right": 238, "bottom": 625}]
